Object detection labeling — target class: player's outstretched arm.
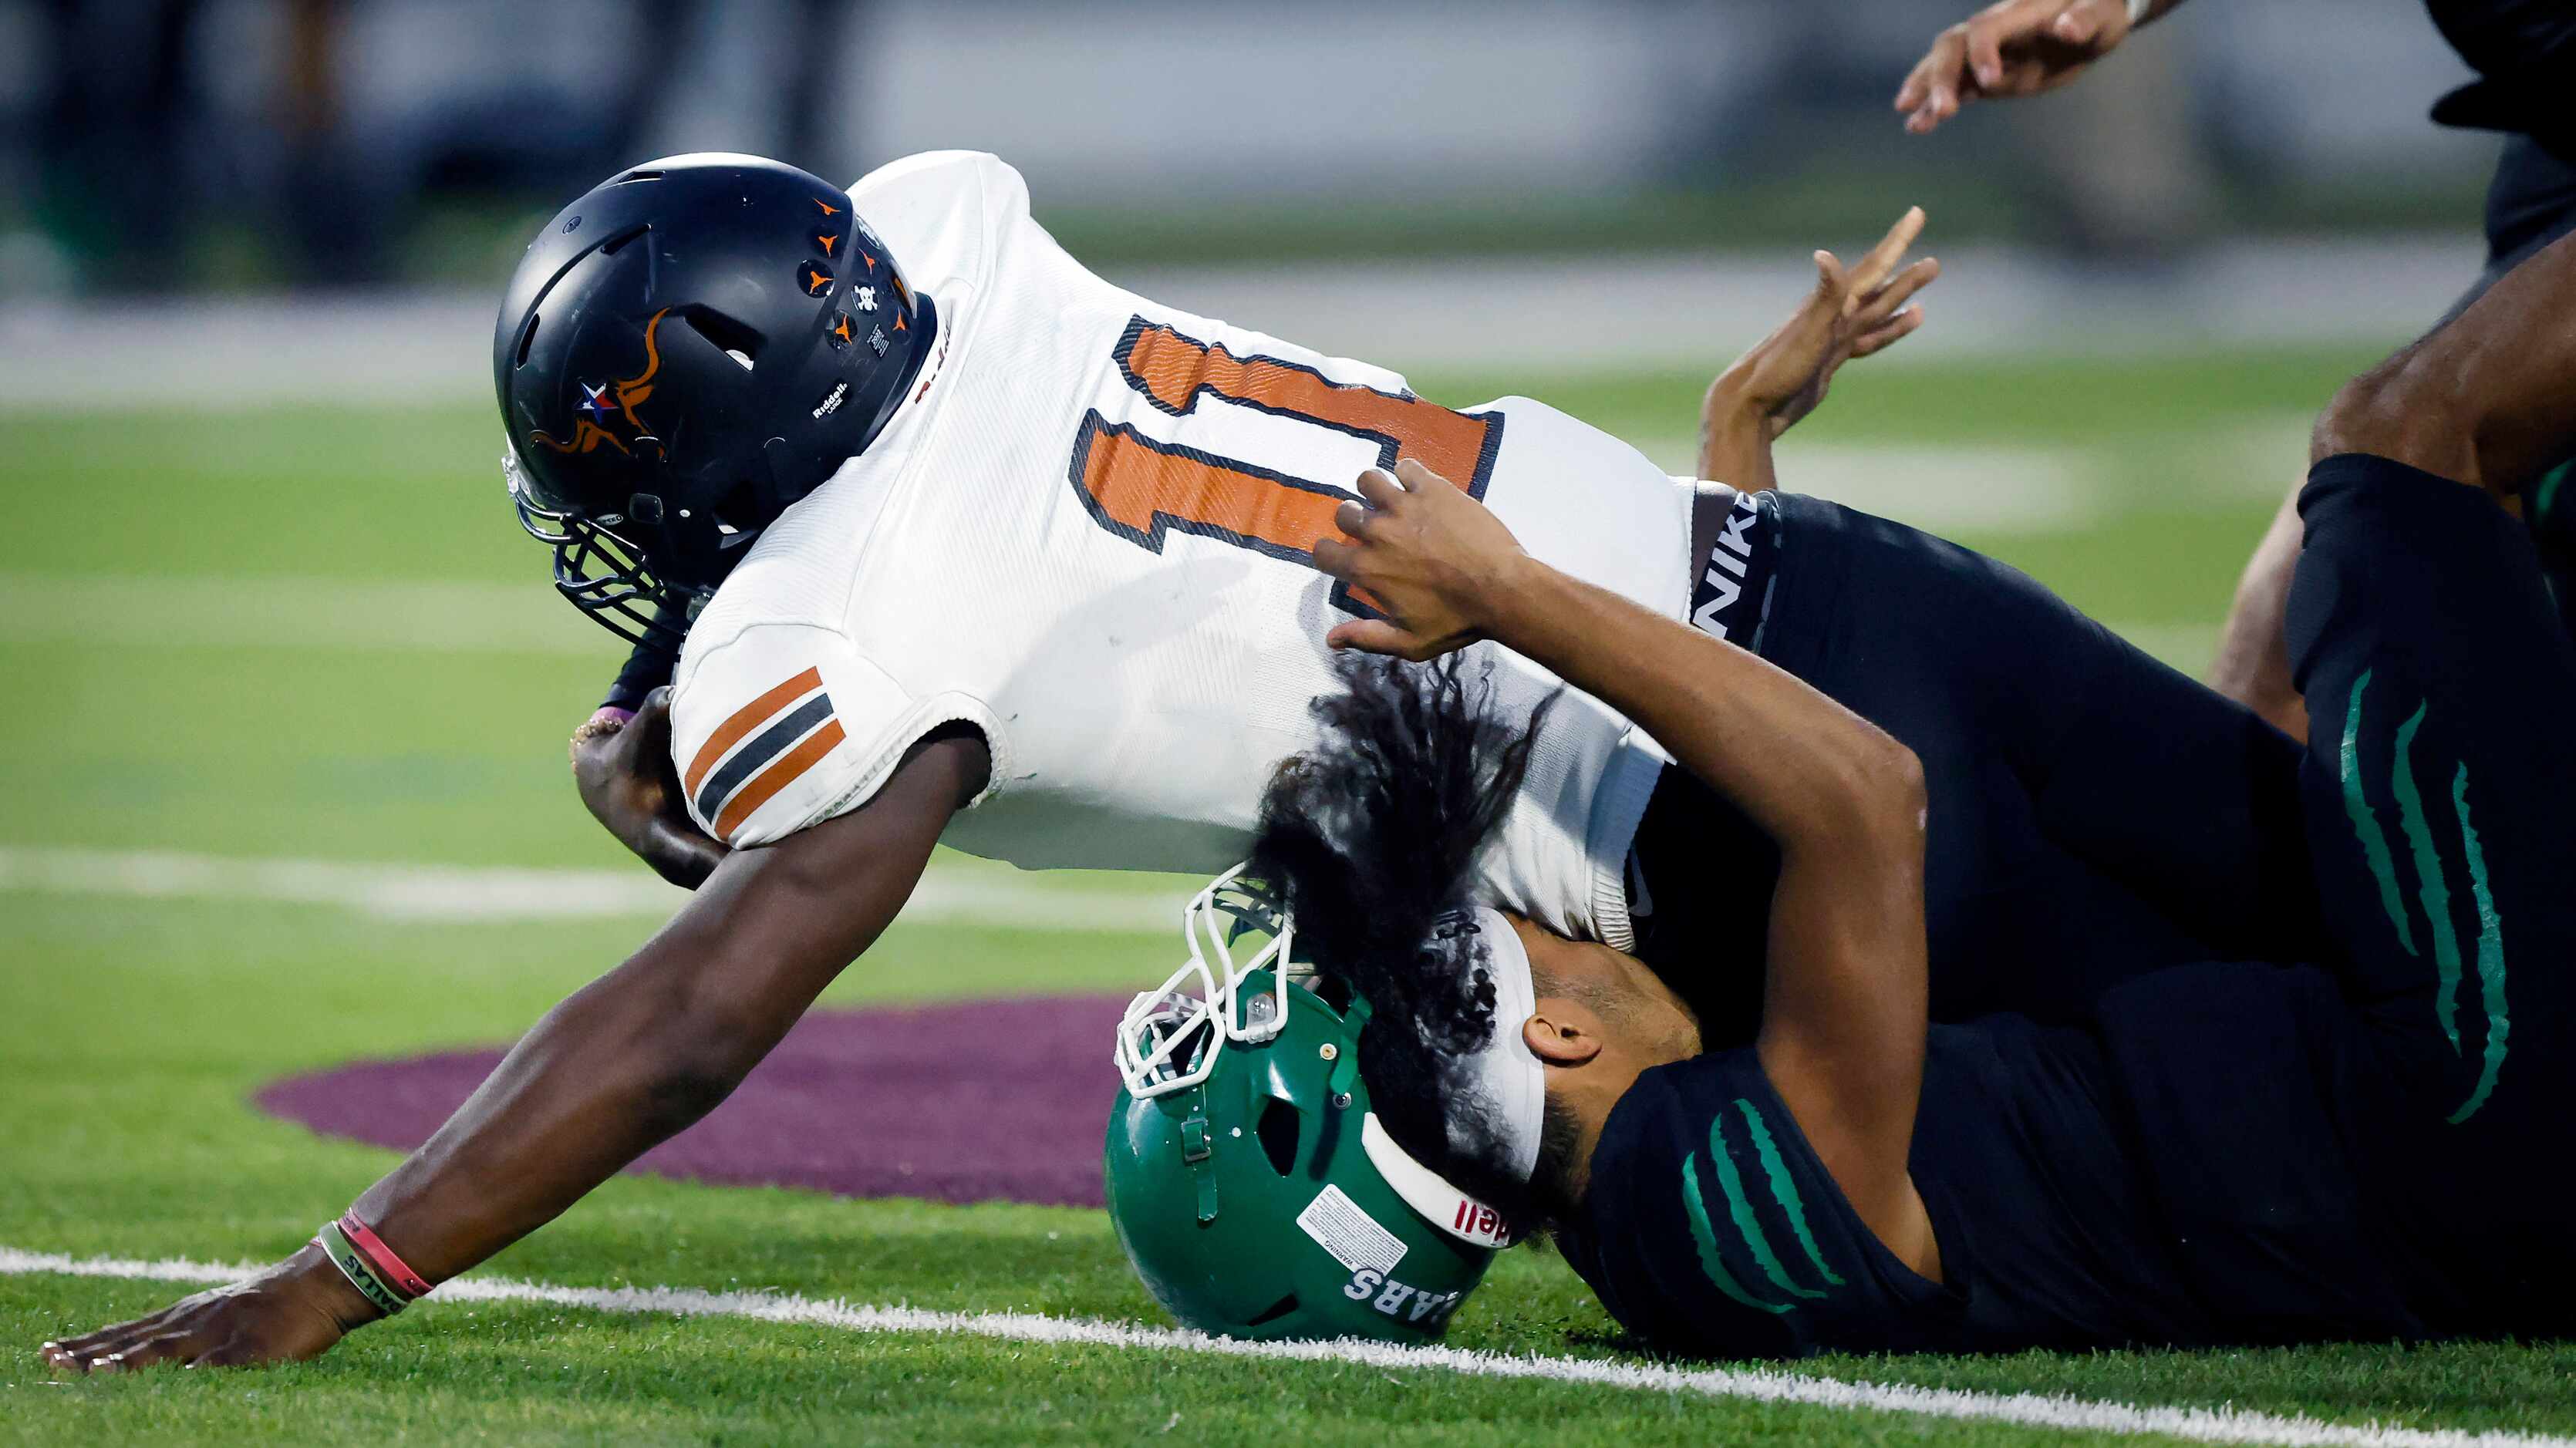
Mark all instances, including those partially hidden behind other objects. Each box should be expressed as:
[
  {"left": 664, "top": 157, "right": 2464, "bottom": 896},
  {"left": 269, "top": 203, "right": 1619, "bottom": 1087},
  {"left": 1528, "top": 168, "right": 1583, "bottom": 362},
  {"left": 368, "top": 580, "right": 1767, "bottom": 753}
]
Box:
[
  {"left": 1895, "top": 0, "right": 2181, "bottom": 135},
  {"left": 39, "top": 728, "right": 988, "bottom": 1374},
  {"left": 1314, "top": 461, "right": 1939, "bottom": 1278},
  {"left": 1699, "top": 208, "right": 1938, "bottom": 492}
]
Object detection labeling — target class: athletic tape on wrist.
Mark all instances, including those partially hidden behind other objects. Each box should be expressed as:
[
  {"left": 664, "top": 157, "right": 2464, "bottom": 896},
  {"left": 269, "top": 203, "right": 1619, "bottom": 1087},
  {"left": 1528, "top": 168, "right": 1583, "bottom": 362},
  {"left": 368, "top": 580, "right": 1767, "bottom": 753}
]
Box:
[
  {"left": 337, "top": 1211, "right": 433, "bottom": 1298},
  {"left": 315, "top": 1221, "right": 410, "bottom": 1316}
]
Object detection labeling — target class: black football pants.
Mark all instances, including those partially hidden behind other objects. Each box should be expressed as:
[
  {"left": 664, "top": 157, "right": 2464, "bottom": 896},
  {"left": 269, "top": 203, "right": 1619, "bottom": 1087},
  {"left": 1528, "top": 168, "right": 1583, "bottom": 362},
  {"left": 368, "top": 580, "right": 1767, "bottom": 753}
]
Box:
[
  {"left": 2285, "top": 457, "right": 2576, "bottom": 1322},
  {"left": 1631, "top": 493, "right": 2321, "bottom": 1042}
]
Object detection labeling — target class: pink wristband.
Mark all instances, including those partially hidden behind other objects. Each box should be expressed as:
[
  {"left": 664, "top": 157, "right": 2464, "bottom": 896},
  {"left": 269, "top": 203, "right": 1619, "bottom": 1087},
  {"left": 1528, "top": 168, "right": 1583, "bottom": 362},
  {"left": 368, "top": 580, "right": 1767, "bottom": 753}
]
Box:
[{"left": 337, "top": 1212, "right": 433, "bottom": 1298}]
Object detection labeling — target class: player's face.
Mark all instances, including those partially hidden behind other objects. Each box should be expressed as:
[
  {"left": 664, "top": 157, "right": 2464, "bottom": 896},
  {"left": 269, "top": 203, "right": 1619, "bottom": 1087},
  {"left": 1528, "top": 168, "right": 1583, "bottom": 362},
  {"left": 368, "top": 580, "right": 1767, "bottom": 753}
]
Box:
[{"left": 1510, "top": 918, "right": 1702, "bottom": 1088}]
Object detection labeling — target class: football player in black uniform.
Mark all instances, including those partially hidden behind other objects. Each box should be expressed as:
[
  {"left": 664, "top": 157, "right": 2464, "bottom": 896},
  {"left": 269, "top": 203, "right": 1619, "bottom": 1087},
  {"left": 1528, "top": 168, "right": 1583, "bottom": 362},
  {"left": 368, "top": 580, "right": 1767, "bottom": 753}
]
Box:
[{"left": 1255, "top": 223, "right": 2576, "bottom": 1355}]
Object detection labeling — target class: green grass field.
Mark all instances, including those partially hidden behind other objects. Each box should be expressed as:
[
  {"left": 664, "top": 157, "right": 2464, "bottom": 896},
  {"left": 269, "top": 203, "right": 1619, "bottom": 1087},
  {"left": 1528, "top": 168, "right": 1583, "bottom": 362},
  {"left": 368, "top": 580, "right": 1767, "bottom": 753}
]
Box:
[{"left": 12, "top": 346, "right": 2573, "bottom": 1446}]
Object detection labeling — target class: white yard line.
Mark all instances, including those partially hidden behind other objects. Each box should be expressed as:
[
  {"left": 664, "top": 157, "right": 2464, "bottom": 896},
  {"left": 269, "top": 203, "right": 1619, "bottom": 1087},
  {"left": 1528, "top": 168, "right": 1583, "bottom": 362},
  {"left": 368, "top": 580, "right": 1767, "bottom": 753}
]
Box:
[
  {"left": 4, "top": 1247, "right": 2562, "bottom": 1448},
  {"left": 0, "top": 845, "right": 1176, "bottom": 931}
]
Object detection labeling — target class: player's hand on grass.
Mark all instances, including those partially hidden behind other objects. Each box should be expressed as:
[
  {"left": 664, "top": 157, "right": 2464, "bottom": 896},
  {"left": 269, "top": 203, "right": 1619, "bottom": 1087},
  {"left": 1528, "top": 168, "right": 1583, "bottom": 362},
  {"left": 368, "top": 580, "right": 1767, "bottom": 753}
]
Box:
[
  {"left": 41, "top": 1242, "right": 376, "bottom": 1373},
  {"left": 1315, "top": 458, "right": 1531, "bottom": 662},
  {"left": 572, "top": 685, "right": 730, "bottom": 890},
  {"left": 1897, "top": 0, "right": 2140, "bottom": 133},
  {"left": 1708, "top": 207, "right": 1937, "bottom": 450}
]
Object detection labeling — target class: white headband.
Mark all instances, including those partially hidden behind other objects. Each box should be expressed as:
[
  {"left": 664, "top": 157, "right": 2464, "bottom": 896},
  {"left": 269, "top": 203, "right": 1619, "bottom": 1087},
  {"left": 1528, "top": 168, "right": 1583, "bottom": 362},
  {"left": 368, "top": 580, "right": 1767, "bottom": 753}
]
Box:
[{"left": 1448, "top": 907, "right": 1548, "bottom": 1184}]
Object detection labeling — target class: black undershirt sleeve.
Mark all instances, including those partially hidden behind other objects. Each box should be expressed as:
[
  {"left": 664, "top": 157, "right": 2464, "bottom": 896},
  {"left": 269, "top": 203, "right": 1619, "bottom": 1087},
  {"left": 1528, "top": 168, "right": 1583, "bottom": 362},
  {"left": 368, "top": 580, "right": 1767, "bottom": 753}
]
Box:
[{"left": 599, "top": 601, "right": 686, "bottom": 713}]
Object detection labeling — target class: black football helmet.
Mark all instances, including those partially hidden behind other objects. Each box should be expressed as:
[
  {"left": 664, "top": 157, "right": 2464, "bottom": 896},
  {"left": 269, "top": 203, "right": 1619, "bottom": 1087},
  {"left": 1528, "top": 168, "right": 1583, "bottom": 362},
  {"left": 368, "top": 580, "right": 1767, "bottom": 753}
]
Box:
[{"left": 494, "top": 153, "right": 936, "bottom": 648}]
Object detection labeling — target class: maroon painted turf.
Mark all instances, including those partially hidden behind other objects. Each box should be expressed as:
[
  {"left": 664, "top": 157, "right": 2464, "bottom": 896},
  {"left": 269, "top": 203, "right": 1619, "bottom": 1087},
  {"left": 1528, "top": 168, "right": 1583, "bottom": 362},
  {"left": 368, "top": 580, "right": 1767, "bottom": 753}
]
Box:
[{"left": 252, "top": 995, "right": 1133, "bottom": 1208}]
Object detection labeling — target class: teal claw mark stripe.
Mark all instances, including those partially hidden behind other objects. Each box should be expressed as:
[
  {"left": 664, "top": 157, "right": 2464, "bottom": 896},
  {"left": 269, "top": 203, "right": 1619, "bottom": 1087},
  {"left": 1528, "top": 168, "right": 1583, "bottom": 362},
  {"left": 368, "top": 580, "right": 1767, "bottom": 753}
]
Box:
[
  {"left": 2446, "top": 764, "right": 2510, "bottom": 1124},
  {"left": 1681, "top": 1150, "right": 1792, "bottom": 1315},
  {"left": 2340, "top": 672, "right": 2418, "bottom": 959},
  {"left": 1734, "top": 1099, "right": 1845, "bottom": 1288},
  {"left": 2348, "top": 677, "right": 2511, "bottom": 1124},
  {"left": 2392, "top": 702, "right": 2465, "bottom": 1050},
  {"left": 1709, "top": 1110, "right": 1828, "bottom": 1302},
  {"left": 2537, "top": 460, "right": 2570, "bottom": 522}
]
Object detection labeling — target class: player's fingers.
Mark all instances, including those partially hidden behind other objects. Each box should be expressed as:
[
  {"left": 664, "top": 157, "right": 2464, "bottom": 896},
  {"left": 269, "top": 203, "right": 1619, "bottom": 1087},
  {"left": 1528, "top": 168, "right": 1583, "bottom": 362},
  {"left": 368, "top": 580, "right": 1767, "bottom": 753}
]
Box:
[
  {"left": 1963, "top": 3, "right": 2043, "bottom": 92},
  {"left": 185, "top": 1334, "right": 272, "bottom": 1370},
  {"left": 1310, "top": 535, "right": 1361, "bottom": 584},
  {"left": 1963, "top": 21, "right": 2005, "bottom": 92},
  {"left": 1856, "top": 257, "right": 1940, "bottom": 326},
  {"left": 1325, "top": 619, "right": 1428, "bottom": 659},
  {"left": 569, "top": 707, "right": 627, "bottom": 753},
  {"left": 1895, "top": 26, "right": 1965, "bottom": 114},
  {"left": 1850, "top": 307, "right": 1926, "bottom": 359},
  {"left": 1353, "top": 466, "right": 1407, "bottom": 510},
  {"left": 1333, "top": 498, "right": 1376, "bottom": 539},
  {"left": 634, "top": 685, "right": 676, "bottom": 739},
  {"left": 1391, "top": 456, "right": 1453, "bottom": 497},
  {"left": 2054, "top": 0, "right": 2126, "bottom": 45},
  {"left": 48, "top": 1308, "right": 184, "bottom": 1367},
  {"left": 1811, "top": 251, "right": 1850, "bottom": 318},
  {"left": 106, "top": 1326, "right": 219, "bottom": 1372},
  {"left": 41, "top": 1333, "right": 130, "bottom": 1373},
  {"left": 46, "top": 1317, "right": 152, "bottom": 1359},
  {"left": 1849, "top": 207, "right": 1927, "bottom": 296}
]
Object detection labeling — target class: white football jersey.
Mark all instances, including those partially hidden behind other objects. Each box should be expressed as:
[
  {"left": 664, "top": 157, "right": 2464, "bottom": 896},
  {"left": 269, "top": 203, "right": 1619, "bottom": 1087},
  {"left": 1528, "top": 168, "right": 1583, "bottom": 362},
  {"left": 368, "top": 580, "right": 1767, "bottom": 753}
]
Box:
[{"left": 669, "top": 152, "right": 1693, "bottom": 946}]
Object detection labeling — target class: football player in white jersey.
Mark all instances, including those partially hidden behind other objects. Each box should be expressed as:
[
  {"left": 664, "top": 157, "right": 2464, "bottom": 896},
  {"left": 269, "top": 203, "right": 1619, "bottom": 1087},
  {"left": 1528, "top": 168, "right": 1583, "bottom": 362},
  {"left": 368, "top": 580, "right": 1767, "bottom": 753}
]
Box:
[{"left": 39, "top": 151, "right": 1934, "bottom": 1372}]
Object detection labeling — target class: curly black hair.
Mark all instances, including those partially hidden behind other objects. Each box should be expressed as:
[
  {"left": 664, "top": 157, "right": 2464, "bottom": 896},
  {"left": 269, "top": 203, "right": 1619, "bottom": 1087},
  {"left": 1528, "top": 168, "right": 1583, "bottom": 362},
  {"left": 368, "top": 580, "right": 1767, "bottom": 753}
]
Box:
[{"left": 1248, "top": 650, "right": 1559, "bottom": 1227}]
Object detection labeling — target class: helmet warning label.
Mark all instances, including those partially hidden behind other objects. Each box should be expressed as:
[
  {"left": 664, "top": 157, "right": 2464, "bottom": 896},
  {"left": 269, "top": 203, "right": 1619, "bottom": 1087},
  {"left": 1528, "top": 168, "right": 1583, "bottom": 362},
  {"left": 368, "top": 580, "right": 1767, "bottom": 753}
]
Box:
[{"left": 1296, "top": 1184, "right": 1408, "bottom": 1276}]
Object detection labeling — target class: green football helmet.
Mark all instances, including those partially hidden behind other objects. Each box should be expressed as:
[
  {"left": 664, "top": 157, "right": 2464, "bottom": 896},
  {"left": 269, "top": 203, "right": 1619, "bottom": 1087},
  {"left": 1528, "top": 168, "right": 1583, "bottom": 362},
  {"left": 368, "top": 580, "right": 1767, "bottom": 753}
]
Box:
[{"left": 1104, "top": 868, "right": 1514, "bottom": 1342}]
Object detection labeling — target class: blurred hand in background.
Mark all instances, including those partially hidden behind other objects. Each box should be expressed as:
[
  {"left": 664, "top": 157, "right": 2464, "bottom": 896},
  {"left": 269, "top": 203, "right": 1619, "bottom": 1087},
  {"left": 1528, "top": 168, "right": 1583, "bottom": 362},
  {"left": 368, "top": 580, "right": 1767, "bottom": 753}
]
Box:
[{"left": 1896, "top": 0, "right": 2151, "bottom": 133}]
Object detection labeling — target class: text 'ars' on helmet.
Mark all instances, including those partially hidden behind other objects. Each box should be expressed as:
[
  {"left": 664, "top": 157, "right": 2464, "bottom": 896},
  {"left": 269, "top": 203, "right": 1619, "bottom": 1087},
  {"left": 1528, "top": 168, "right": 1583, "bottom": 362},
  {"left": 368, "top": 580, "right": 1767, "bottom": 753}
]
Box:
[
  {"left": 1103, "top": 870, "right": 1514, "bottom": 1345},
  {"left": 489, "top": 153, "right": 938, "bottom": 652}
]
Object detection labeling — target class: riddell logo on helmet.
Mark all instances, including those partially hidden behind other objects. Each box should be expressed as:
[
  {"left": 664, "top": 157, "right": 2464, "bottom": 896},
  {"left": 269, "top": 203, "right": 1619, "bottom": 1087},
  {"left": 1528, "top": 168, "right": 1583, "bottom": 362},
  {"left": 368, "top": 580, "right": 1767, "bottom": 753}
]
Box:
[
  {"left": 1451, "top": 1199, "right": 1509, "bottom": 1246},
  {"left": 1340, "top": 1269, "right": 1466, "bottom": 1328},
  {"left": 811, "top": 380, "right": 850, "bottom": 419}
]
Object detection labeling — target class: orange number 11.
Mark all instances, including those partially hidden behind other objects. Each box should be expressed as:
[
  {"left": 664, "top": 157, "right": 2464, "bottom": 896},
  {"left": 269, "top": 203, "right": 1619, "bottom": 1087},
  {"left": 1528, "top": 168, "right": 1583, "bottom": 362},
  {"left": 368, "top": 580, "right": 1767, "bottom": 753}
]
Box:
[{"left": 1066, "top": 318, "right": 1504, "bottom": 613}]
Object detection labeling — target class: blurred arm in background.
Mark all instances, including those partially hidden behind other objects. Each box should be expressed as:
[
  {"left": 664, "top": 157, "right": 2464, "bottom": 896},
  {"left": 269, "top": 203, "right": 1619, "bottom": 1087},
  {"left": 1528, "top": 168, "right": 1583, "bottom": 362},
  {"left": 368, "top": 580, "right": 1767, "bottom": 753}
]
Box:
[{"left": 1894, "top": 0, "right": 2190, "bottom": 135}]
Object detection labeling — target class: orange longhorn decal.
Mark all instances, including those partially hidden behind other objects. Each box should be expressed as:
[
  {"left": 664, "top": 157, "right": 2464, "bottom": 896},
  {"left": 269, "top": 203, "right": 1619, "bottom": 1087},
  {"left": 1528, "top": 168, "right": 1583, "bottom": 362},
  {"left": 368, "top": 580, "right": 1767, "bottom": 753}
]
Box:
[
  {"left": 530, "top": 309, "right": 669, "bottom": 459},
  {"left": 817, "top": 232, "right": 838, "bottom": 255},
  {"left": 814, "top": 197, "right": 841, "bottom": 216},
  {"left": 529, "top": 419, "right": 630, "bottom": 456}
]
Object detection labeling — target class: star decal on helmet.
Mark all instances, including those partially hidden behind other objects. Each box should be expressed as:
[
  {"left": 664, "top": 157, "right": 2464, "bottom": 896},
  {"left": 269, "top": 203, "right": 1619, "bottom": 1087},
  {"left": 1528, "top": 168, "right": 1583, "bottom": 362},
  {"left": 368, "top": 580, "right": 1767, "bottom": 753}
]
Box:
[{"left": 529, "top": 308, "right": 669, "bottom": 460}]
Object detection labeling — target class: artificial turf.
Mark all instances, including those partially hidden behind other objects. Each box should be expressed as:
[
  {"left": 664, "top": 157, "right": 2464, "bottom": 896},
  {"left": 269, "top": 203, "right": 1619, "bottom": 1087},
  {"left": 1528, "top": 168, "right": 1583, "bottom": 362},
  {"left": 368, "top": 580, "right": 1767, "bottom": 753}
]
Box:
[{"left": 12, "top": 347, "right": 2570, "bottom": 1445}]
